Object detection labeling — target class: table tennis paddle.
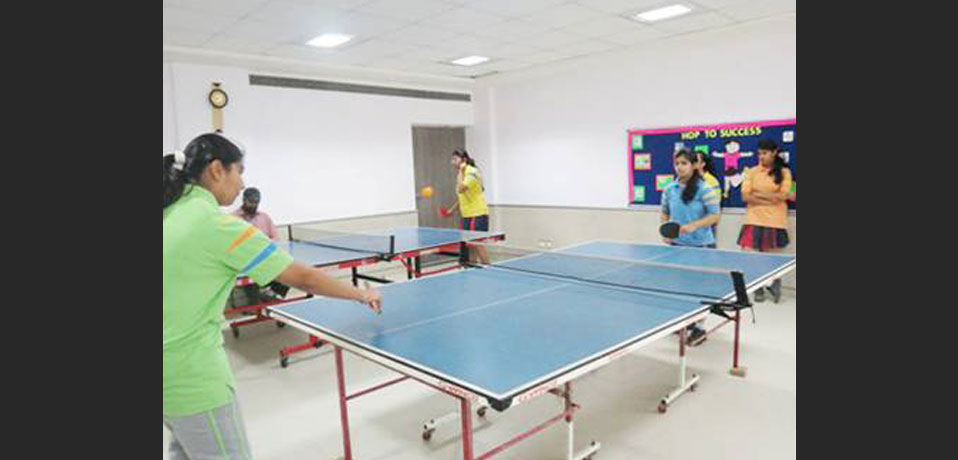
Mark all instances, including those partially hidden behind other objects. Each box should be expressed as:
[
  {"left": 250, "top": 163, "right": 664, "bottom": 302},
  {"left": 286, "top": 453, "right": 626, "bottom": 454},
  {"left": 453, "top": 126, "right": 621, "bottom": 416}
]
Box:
[
  {"left": 659, "top": 222, "right": 681, "bottom": 239},
  {"left": 438, "top": 206, "right": 452, "bottom": 217}
]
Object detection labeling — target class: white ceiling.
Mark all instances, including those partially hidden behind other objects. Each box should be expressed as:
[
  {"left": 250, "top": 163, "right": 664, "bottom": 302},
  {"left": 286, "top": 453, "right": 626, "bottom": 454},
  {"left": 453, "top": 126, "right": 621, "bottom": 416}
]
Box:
[{"left": 163, "top": 0, "right": 796, "bottom": 79}]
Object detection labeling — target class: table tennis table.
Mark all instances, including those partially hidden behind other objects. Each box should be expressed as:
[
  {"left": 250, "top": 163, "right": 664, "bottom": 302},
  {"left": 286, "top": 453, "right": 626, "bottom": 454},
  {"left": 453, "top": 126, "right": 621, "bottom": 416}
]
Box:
[
  {"left": 267, "top": 240, "right": 795, "bottom": 460},
  {"left": 225, "top": 226, "right": 504, "bottom": 367}
]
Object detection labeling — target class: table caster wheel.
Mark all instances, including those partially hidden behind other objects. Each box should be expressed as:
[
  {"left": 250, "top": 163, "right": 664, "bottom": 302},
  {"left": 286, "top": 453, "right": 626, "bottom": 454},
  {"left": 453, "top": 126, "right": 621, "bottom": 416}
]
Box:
[
  {"left": 584, "top": 444, "right": 597, "bottom": 460},
  {"left": 280, "top": 356, "right": 289, "bottom": 368},
  {"left": 477, "top": 407, "right": 487, "bottom": 417},
  {"left": 231, "top": 325, "right": 239, "bottom": 338},
  {"left": 690, "top": 383, "right": 698, "bottom": 392},
  {"left": 314, "top": 340, "right": 324, "bottom": 349},
  {"left": 276, "top": 322, "right": 286, "bottom": 328},
  {"left": 657, "top": 402, "right": 667, "bottom": 414},
  {"left": 422, "top": 429, "right": 434, "bottom": 441}
]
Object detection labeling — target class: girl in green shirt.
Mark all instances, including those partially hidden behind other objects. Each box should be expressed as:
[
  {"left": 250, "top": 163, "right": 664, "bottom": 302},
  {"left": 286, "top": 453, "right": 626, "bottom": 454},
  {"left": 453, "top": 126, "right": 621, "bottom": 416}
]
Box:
[{"left": 163, "top": 133, "right": 382, "bottom": 459}]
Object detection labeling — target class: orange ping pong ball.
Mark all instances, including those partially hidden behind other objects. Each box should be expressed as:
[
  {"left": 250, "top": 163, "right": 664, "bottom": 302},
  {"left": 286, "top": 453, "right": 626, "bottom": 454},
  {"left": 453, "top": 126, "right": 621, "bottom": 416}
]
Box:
[{"left": 421, "top": 186, "right": 434, "bottom": 198}]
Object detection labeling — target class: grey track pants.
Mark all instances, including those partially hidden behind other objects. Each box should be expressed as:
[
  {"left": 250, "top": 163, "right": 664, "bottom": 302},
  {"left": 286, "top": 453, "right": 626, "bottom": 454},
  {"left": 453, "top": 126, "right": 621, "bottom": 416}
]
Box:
[{"left": 164, "top": 392, "right": 253, "bottom": 460}]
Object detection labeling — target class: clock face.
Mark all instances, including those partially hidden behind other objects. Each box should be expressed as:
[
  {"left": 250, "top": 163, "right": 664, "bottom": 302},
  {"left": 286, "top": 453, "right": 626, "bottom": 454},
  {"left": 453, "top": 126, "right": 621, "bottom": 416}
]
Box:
[{"left": 209, "top": 89, "right": 228, "bottom": 108}]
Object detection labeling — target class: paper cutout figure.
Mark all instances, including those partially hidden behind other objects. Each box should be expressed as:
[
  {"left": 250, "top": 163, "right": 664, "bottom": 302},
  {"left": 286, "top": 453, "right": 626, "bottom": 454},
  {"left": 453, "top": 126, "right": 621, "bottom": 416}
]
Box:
[
  {"left": 656, "top": 174, "right": 675, "bottom": 191},
  {"left": 632, "top": 135, "right": 644, "bottom": 150},
  {"left": 779, "top": 150, "right": 790, "bottom": 164},
  {"left": 634, "top": 153, "right": 651, "bottom": 170},
  {"left": 633, "top": 186, "right": 646, "bottom": 203},
  {"left": 712, "top": 140, "right": 753, "bottom": 199}
]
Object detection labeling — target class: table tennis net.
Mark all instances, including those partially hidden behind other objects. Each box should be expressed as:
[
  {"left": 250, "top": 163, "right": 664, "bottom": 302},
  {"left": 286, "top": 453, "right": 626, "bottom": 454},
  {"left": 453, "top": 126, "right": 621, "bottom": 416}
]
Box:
[
  {"left": 468, "top": 243, "right": 737, "bottom": 301},
  {"left": 287, "top": 227, "right": 395, "bottom": 256}
]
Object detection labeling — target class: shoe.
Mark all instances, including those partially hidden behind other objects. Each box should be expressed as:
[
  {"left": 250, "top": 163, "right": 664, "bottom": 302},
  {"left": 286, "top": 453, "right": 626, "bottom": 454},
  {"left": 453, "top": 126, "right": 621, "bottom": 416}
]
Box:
[
  {"left": 769, "top": 279, "right": 782, "bottom": 303},
  {"left": 687, "top": 327, "right": 706, "bottom": 346},
  {"left": 754, "top": 287, "right": 766, "bottom": 303}
]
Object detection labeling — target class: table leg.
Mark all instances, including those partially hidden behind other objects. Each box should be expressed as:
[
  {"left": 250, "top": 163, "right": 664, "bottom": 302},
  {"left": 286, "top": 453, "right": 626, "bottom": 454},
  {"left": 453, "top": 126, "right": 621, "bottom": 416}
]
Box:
[
  {"left": 565, "top": 383, "right": 574, "bottom": 459},
  {"left": 659, "top": 327, "right": 699, "bottom": 413},
  {"left": 334, "top": 347, "right": 353, "bottom": 460},
  {"left": 461, "top": 397, "right": 474, "bottom": 460},
  {"left": 730, "top": 309, "right": 747, "bottom": 377}
]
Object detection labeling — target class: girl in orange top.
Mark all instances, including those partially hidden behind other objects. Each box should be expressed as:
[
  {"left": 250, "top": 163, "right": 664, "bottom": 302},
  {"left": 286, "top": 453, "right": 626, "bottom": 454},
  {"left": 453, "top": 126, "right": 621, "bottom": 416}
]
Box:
[{"left": 738, "top": 139, "right": 792, "bottom": 302}]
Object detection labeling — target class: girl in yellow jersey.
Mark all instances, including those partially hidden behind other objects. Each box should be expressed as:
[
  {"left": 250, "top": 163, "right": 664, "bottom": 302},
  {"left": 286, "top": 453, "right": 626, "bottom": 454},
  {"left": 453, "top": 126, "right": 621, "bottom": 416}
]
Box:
[
  {"left": 448, "top": 150, "right": 490, "bottom": 263},
  {"left": 694, "top": 150, "right": 722, "bottom": 238},
  {"left": 695, "top": 150, "right": 721, "bottom": 193}
]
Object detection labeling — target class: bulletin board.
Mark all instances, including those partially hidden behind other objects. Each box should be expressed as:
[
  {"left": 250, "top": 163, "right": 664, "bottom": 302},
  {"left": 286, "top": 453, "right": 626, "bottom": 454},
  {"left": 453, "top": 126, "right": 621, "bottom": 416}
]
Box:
[{"left": 628, "top": 118, "right": 796, "bottom": 211}]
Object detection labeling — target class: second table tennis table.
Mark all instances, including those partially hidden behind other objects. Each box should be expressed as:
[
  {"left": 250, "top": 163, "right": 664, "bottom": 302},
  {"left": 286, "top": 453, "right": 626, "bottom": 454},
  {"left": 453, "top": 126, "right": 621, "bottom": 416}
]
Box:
[
  {"left": 267, "top": 240, "right": 796, "bottom": 460},
  {"left": 225, "top": 226, "right": 504, "bottom": 367}
]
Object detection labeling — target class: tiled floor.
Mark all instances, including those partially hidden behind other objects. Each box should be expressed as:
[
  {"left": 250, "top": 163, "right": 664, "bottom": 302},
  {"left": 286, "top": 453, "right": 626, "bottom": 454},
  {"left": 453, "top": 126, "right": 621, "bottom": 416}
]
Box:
[{"left": 164, "top": 273, "right": 796, "bottom": 460}]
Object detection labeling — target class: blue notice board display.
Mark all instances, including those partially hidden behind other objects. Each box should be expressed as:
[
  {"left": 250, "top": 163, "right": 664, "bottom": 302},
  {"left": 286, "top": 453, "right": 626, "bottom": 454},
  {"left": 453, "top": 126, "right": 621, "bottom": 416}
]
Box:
[{"left": 628, "top": 118, "right": 796, "bottom": 210}]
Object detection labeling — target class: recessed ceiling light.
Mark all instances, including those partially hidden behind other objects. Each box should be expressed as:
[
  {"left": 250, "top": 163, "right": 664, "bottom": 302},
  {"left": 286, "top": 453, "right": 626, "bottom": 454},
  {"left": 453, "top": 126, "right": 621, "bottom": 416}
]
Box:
[
  {"left": 451, "top": 55, "right": 489, "bottom": 66},
  {"left": 634, "top": 4, "right": 692, "bottom": 22},
  {"left": 306, "top": 33, "right": 353, "bottom": 48}
]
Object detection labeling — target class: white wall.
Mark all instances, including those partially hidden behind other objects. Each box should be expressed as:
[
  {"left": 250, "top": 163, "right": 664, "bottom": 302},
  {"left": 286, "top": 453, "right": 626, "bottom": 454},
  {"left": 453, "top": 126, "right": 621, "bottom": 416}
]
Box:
[
  {"left": 162, "top": 60, "right": 473, "bottom": 224},
  {"left": 243, "top": 84, "right": 472, "bottom": 224},
  {"left": 474, "top": 15, "right": 796, "bottom": 208},
  {"left": 464, "top": 86, "right": 497, "bottom": 200},
  {"left": 163, "top": 14, "right": 795, "bottom": 232},
  {"left": 162, "top": 62, "right": 176, "bottom": 153}
]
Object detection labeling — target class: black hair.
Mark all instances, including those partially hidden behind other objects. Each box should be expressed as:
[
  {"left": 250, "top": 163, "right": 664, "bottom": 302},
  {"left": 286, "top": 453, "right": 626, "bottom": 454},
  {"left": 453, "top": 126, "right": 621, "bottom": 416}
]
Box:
[
  {"left": 164, "top": 133, "right": 245, "bottom": 209},
  {"left": 756, "top": 139, "right": 786, "bottom": 185},
  {"left": 452, "top": 149, "right": 477, "bottom": 168},
  {"left": 694, "top": 149, "right": 716, "bottom": 177},
  {"left": 756, "top": 139, "right": 777, "bottom": 151},
  {"left": 674, "top": 149, "right": 702, "bottom": 204},
  {"left": 243, "top": 187, "right": 261, "bottom": 201},
  {"left": 452, "top": 149, "right": 484, "bottom": 192}
]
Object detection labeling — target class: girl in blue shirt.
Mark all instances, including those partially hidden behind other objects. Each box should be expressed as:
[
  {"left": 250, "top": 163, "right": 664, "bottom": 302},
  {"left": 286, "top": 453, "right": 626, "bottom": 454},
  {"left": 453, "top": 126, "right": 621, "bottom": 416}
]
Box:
[
  {"left": 660, "top": 149, "right": 722, "bottom": 345},
  {"left": 661, "top": 149, "right": 722, "bottom": 248}
]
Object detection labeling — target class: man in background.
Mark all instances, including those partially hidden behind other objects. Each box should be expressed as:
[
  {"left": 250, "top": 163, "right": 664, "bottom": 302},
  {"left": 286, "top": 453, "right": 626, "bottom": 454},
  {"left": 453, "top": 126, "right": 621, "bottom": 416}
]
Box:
[
  {"left": 233, "top": 187, "right": 278, "bottom": 240},
  {"left": 232, "top": 187, "right": 288, "bottom": 302}
]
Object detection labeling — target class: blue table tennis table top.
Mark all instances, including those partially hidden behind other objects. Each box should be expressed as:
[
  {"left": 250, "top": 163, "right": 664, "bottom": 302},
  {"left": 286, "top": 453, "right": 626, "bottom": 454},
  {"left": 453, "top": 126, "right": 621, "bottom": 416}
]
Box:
[
  {"left": 268, "top": 240, "right": 795, "bottom": 406},
  {"left": 262, "top": 226, "right": 503, "bottom": 269}
]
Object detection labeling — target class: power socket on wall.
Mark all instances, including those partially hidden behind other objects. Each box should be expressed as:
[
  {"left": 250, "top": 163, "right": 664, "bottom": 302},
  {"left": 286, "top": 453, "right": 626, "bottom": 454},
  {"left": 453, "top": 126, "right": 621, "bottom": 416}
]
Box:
[{"left": 538, "top": 239, "right": 553, "bottom": 249}]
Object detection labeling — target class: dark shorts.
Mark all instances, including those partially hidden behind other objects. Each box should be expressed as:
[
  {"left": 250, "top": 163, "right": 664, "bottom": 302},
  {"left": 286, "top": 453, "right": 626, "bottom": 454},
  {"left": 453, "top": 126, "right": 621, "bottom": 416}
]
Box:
[
  {"left": 737, "top": 224, "right": 789, "bottom": 251},
  {"left": 461, "top": 214, "right": 489, "bottom": 232}
]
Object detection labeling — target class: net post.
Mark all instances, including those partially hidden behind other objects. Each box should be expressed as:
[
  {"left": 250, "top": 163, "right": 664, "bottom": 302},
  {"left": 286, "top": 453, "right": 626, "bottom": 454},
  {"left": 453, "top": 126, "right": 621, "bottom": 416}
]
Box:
[
  {"left": 731, "top": 271, "right": 750, "bottom": 307},
  {"left": 287, "top": 225, "right": 293, "bottom": 241},
  {"left": 459, "top": 242, "right": 470, "bottom": 265},
  {"left": 388, "top": 235, "right": 396, "bottom": 258}
]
